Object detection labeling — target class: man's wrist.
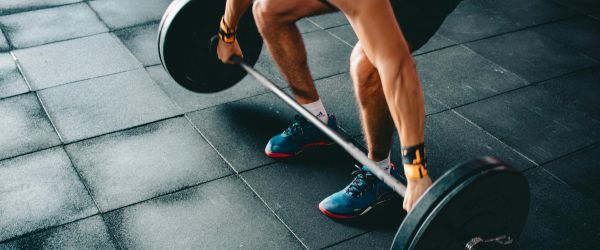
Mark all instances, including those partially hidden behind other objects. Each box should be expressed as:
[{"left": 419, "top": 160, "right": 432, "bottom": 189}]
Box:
[{"left": 219, "top": 16, "right": 237, "bottom": 44}]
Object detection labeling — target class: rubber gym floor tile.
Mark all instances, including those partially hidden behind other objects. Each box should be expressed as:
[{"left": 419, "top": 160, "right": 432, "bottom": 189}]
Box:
[
  {"left": 415, "top": 45, "right": 529, "bottom": 108},
  {"left": 0, "top": 30, "right": 9, "bottom": 51},
  {"left": 303, "top": 30, "right": 352, "bottom": 80},
  {"left": 253, "top": 30, "right": 351, "bottom": 87},
  {"left": 314, "top": 73, "right": 447, "bottom": 138},
  {"left": 38, "top": 69, "right": 180, "bottom": 143},
  {"left": 542, "top": 145, "right": 600, "bottom": 203},
  {"left": 187, "top": 92, "right": 298, "bottom": 172},
  {"left": 13, "top": 33, "right": 140, "bottom": 90},
  {"left": 355, "top": 110, "right": 535, "bottom": 177},
  {"left": 252, "top": 45, "right": 290, "bottom": 87},
  {"left": 479, "top": 0, "right": 578, "bottom": 28},
  {"left": 456, "top": 86, "right": 600, "bottom": 164},
  {"left": 0, "top": 53, "right": 28, "bottom": 99},
  {"left": 325, "top": 230, "right": 396, "bottom": 250},
  {"left": 308, "top": 12, "right": 349, "bottom": 29},
  {"left": 241, "top": 149, "right": 382, "bottom": 249},
  {"left": 326, "top": 25, "right": 357, "bottom": 47},
  {"left": 88, "top": 0, "right": 172, "bottom": 30},
  {"left": 0, "top": 3, "right": 108, "bottom": 49},
  {"left": 0, "top": 147, "right": 98, "bottom": 242},
  {"left": 536, "top": 67, "right": 600, "bottom": 121},
  {"left": 437, "top": 0, "right": 520, "bottom": 43},
  {"left": 115, "top": 23, "right": 160, "bottom": 67},
  {"left": 0, "top": 0, "right": 81, "bottom": 16},
  {"left": 533, "top": 16, "right": 600, "bottom": 61},
  {"left": 146, "top": 64, "right": 268, "bottom": 114},
  {"left": 0, "top": 93, "right": 60, "bottom": 160},
  {"left": 466, "top": 30, "right": 598, "bottom": 83},
  {"left": 0, "top": 216, "right": 117, "bottom": 249},
  {"left": 412, "top": 34, "right": 456, "bottom": 55},
  {"left": 65, "top": 117, "right": 232, "bottom": 212},
  {"left": 103, "top": 176, "right": 303, "bottom": 249},
  {"left": 550, "top": 0, "right": 600, "bottom": 14},
  {"left": 517, "top": 168, "right": 600, "bottom": 249},
  {"left": 297, "top": 18, "right": 320, "bottom": 34}
]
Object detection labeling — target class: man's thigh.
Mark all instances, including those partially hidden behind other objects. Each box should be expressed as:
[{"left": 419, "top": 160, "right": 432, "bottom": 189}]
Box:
[
  {"left": 325, "top": 0, "right": 410, "bottom": 68},
  {"left": 254, "top": 0, "right": 336, "bottom": 22}
]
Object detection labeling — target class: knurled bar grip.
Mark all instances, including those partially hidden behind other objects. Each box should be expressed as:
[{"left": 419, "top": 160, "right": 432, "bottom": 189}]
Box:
[{"left": 231, "top": 55, "right": 408, "bottom": 197}]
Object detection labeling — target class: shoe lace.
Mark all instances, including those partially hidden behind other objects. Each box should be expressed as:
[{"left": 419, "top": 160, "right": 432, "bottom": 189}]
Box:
[
  {"left": 284, "top": 115, "right": 309, "bottom": 135},
  {"left": 346, "top": 165, "right": 377, "bottom": 198}
]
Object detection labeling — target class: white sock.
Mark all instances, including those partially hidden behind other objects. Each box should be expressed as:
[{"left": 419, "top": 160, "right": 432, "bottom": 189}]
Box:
[
  {"left": 375, "top": 155, "right": 391, "bottom": 172},
  {"left": 302, "top": 99, "right": 328, "bottom": 123}
]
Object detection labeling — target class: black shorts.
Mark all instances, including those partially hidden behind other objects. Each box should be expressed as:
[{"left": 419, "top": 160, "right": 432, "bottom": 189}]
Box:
[
  {"left": 391, "top": 0, "right": 462, "bottom": 51},
  {"left": 320, "top": 0, "right": 462, "bottom": 52}
]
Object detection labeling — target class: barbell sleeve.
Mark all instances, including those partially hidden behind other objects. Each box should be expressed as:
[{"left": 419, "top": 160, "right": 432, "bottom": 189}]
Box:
[{"left": 231, "top": 55, "right": 407, "bottom": 197}]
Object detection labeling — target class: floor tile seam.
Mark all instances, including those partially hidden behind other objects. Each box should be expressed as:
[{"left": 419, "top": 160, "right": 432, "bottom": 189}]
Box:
[
  {"left": 318, "top": 230, "right": 372, "bottom": 250},
  {"left": 177, "top": 88, "right": 277, "bottom": 115},
  {"left": 538, "top": 166, "right": 600, "bottom": 208},
  {"left": 33, "top": 91, "right": 66, "bottom": 143},
  {"left": 177, "top": 70, "right": 351, "bottom": 116},
  {"left": 431, "top": 63, "right": 600, "bottom": 115},
  {"left": 0, "top": 27, "right": 13, "bottom": 50},
  {"left": 32, "top": 67, "right": 142, "bottom": 93},
  {"left": 9, "top": 51, "right": 32, "bottom": 91},
  {"left": 323, "top": 27, "right": 354, "bottom": 48},
  {"left": 2, "top": 23, "right": 111, "bottom": 51},
  {"left": 182, "top": 114, "right": 310, "bottom": 249},
  {"left": 110, "top": 20, "right": 161, "bottom": 33},
  {"left": 107, "top": 32, "right": 146, "bottom": 68},
  {"left": 0, "top": 172, "right": 236, "bottom": 246},
  {"left": 59, "top": 114, "right": 185, "bottom": 145},
  {"left": 459, "top": 43, "right": 531, "bottom": 84},
  {"left": 305, "top": 17, "right": 326, "bottom": 30},
  {"left": 449, "top": 109, "right": 540, "bottom": 167},
  {"left": 458, "top": 14, "right": 583, "bottom": 46},
  {"left": 98, "top": 213, "right": 125, "bottom": 250},
  {"left": 0, "top": 213, "right": 99, "bottom": 245},
  {"left": 526, "top": 25, "right": 600, "bottom": 64},
  {"left": 0, "top": 1, "right": 84, "bottom": 17},
  {"left": 537, "top": 141, "right": 600, "bottom": 168},
  {"left": 84, "top": 0, "right": 111, "bottom": 32},
  {"left": 7, "top": 28, "right": 113, "bottom": 51},
  {"left": 96, "top": 172, "right": 237, "bottom": 214}
]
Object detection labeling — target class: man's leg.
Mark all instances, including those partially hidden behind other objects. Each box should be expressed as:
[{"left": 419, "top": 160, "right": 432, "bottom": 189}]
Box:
[
  {"left": 317, "top": 43, "right": 400, "bottom": 219},
  {"left": 350, "top": 42, "right": 394, "bottom": 163},
  {"left": 253, "top": 0, "right": 341, "bottom": 158},
  {"left": 326, "top": 0, "right": 432, "bottom": 212},
  {"left": 252, "top": 0, "right": 333, "bottom": 105}
]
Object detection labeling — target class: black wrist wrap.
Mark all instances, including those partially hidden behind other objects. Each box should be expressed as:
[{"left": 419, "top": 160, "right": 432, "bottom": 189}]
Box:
[{"left": 401, "top": 143, "right": 427, "bottom": 167}]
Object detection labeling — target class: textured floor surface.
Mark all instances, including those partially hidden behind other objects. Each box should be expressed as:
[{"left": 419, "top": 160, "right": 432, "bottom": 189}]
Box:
[{"left": 0, "top": 0, "right": 599, "bottom": 249}]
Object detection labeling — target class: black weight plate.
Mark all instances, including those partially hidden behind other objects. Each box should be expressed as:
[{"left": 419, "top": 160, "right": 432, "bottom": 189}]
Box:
[
  {"left": 158, "top": 0, "right": 263, "bottom": 93},
  {"left": 392, "top": 157, "right": 530, "bottom": 250}
]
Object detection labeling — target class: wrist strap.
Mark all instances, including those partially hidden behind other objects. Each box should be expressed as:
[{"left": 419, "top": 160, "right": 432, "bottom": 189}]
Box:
[
  {"left": 219, "top": 16, "right": 236, "bottom": 44},
  {"left": 403, "top": 164, "right": 428, "bottom": 180},
  {"left": 401, "top": 143, "right": 428, "bottom": 180}
]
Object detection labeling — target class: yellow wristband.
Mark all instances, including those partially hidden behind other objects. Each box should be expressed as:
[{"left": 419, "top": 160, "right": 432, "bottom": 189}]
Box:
[
  {"left": 219, "top": 17, "right": 236, "bottom": 44},
  {"left": 403, "top": 164, "right": 428, "bottom": 181}
]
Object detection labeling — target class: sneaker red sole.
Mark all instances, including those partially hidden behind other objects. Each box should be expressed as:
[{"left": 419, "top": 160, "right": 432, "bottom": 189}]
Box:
[
  {"left": 318, "top": 204, "right": 358, "bottom": 219},
  {"left": 265, "top": 141, "right": 332, "bottom": 159}
]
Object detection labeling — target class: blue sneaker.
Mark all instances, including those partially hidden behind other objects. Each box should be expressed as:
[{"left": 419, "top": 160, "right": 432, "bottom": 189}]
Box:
[
  {"left": 319, "top": 164, "right": 400, "bottom": 219},
  {"left": 265, "top": 113, "right": 338, "bottom": 158}
]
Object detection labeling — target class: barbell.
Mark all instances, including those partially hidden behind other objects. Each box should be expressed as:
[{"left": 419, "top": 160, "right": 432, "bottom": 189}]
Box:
[{"left": 157, "top": 0, "right": 530, "bottom": 249}]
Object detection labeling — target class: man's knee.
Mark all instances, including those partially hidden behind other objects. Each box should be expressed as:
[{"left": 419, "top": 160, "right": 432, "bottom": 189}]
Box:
[
  {"left": 253, "top": 0, "right": 296, "bottom": 33},
  {"left": 350, "top": 44, "right": 380, "bottom": 98}
]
